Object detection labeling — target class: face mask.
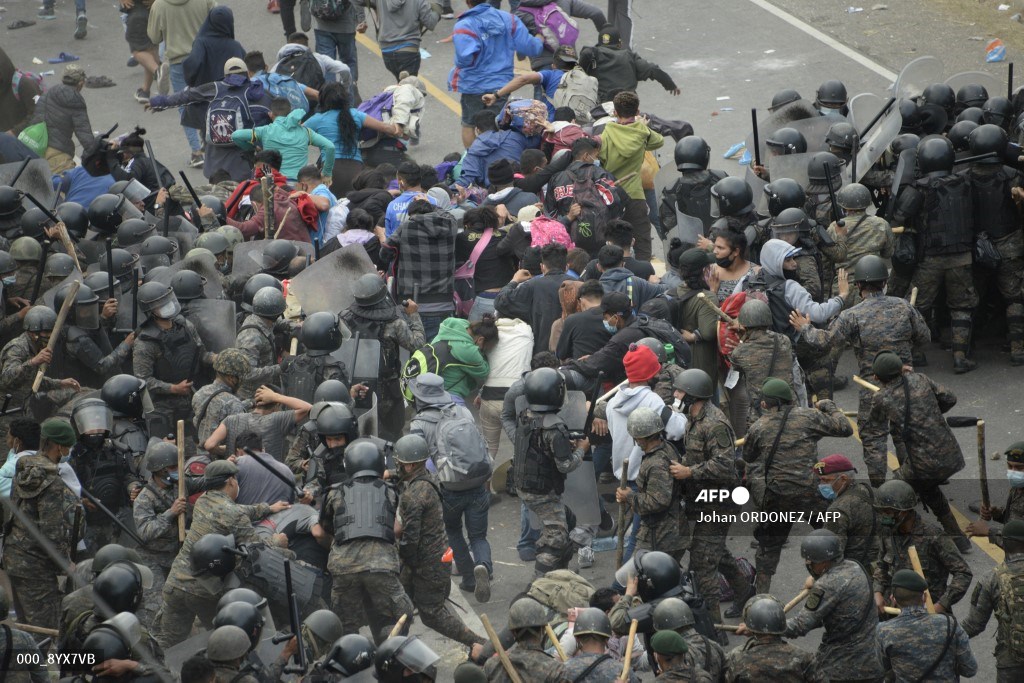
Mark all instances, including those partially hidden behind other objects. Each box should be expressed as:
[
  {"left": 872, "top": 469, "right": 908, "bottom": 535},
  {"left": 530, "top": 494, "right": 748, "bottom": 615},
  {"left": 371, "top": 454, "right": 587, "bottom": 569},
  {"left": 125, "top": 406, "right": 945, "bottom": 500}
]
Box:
[
  {"left": 603, "top": 320, "right": 618, "bottom": 334},
  {"left": 817, "top": 483, "right": 837, "bottom": 501},
  {"left": 878, "top": 514, "right": 898, "bottom": 527},
  {"left": 715, "top": 256, "right": 734, "bottom": 269},
  {"left": 1008, "top": 470, "right": 1024, "bottom": 488},
  {"left": 79, "top": 434, "right": 106, "bottom": 450},
  {"left": 155, "top": 301, "right": 180, "bottom": 319},
  {"left": 1, "top": 276, "right": 15, "bottom": 286},
  {"left": 784, "top": 269, "right": 799, "bottom": 281},
  {"left": 163, "top": 471, "right": 180, "bottom": 486}
]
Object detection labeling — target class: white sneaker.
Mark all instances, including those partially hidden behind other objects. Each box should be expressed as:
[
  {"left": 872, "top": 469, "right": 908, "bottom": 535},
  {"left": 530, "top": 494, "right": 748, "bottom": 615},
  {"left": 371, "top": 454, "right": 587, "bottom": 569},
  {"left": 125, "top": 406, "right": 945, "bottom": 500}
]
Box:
[{"left": 577, "top": 546, "right": 594, "bottom": 569}]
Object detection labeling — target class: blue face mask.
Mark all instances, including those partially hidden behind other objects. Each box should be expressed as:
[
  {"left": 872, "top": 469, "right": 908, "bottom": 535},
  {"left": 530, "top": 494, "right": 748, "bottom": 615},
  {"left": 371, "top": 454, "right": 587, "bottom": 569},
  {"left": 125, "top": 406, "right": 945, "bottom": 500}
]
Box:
[
  {"left": 1008, "top": 470, "right": 1024, "bottom": 489},
  {"left": 817, "top": 483, "right": 837, "bottom": 501},
  {"left": 2, "top": 276, "right": 15, "bottom": 286},
  {"left": 164, "top": 471, "right": 180, "bottom": 486},
  {"left": 603, "top": 320, "right": 617, "bottom": 334}
]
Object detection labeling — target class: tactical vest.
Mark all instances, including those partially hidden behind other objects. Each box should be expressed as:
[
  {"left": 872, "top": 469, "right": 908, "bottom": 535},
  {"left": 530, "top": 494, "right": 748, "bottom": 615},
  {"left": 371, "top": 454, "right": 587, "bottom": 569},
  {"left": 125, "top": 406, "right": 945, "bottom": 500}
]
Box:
[
  {"left": 969, "top": 166, "right": 1020, "bottom": 240},
  {"left": 281, "top": 354, "right": 347, "bottom": 403},
  {"left": 75, "top": 444, "right": 132, "bottom": 515},
  {"left": 139, "top": 319, "right": 199, "bottom": 384},
  {"left": 332, "top": 477, "right": 396, "bottom": 544},
  {"left": 64, "top": 326, "right": 115, "bottom": 389},
  {"left": 670, "top": 169, "right": 727, "bottom": 230},
  {"left": 111, "top": 418, "right": 148, "bottom": 460},
  {"left": 342, "top": 312, "right": 400, "bottom": 378},
  {"left": 914, "top": 174, "right": 973, "bottom": 256},
  {"left": 743, "top": 270, "right": 798, "bottom": 342},
  {"left": 995, "top": 562, "right": 1024, "bottom": 662},
  {"left": 512, "top": 412, "right": 566, "bottom": 495}
]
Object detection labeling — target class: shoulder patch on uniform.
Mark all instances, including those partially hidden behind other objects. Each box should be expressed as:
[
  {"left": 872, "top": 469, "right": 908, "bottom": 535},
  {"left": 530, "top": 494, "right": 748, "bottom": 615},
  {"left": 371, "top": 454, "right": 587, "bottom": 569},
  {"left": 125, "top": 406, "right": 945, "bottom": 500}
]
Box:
[
  {"left": 712, "top": 424, "right": 733, "bottom": 449},
  {"left": 805, "top": 588, "right": 824, "bottom": 611}
]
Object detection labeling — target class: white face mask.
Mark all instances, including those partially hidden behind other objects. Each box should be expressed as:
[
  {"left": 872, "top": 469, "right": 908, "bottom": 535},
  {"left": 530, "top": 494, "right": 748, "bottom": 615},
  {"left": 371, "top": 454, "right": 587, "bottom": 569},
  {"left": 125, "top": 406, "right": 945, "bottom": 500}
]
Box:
[{"left": 155, "top": 301, "right": 180, "bottom": 319}]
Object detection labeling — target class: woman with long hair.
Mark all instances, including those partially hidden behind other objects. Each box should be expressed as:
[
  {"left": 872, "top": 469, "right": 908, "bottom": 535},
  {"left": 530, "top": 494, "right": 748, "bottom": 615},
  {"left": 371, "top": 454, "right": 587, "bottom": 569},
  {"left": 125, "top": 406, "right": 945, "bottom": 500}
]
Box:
[{"left": 304, "top": 82, "right": 399, "bottom": 195}]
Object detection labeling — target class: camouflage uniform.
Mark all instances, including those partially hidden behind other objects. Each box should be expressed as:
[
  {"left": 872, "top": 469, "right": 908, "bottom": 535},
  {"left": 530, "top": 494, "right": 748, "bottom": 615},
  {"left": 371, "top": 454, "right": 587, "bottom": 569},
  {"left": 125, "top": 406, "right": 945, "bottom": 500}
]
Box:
[
  {"left": 823, "top": 481, "right": 879, "bottom": 570},
  {"left": 624, "top": 441, "right": 689, "bottom": 561},
  {"left": 0, "top": 624, "right": 48, "bottom": 682},
  {"left": 559, "top": 651, "right": 638, "bottom": 682},
  {"left": 827, "top": 214, "right": 895, "bottom": 302},
  {"left": 724, "top": 636, "right": 825, "bottom": 683},
  {"left": 798, "top": 292, "right": 930, "bottom": 486},
  {"left": 320, "top": 481, "right": 413, "bottom": 644},
  {"left": 159, "top": 490, "right": 277, "bottom": 648},
  {"left": 681, "top": 630, "right": 725, "bottom": 681},
  {"left": 987, "top": 488, "right": 1024, "bottom": 548},
  {"left": 133, "top": 482, "right": 181, "bottom": 634},
  {"left": 743, "top": 400, "right": 851, "bottom": 591},
  {"left": 682, "top": 402, "right": 746, "bottom": 623},
  {"left": 192, "top": 379, "right": 247, "bottom": 449},
  {"left": 728, "top": 329, "right": 795, "bottom": 427},
  {"left": 0, "top": 333, "right": 75, "bottom": 436},
  {"left": 784, "top": 559, "right": 884, "bottom": 681},
  {"left": 962, "top": 552, "right": 1024, "bottom": 681},
  {"left": 483, "top": 643, "right": 562, "bottom": 682},
  {"left": 397, "top": 470, "right": 482, "bottom": 647},
  {"left": 236, "top": 314, "right": 286, "bottom": 400},
  {"left": 653, "top": 363, "right": 685, "bottom": 405},
  {"left": 213, "top": 664, "right": 260, "bottom": 683},
  {"left": 878, "top": 605, "right": 978, "bottom": 681},
  {"left": 873, "top": 512, "right": 973, "bottom": 610},
  {"left": 862, "top": 372, "right": 965, "bottom": 532},
  {"left": 3, "top": 454, "right": 81, "bottom": 630},
  {"left": 653, "top": 660, "right": 714, "bottom": 682}
]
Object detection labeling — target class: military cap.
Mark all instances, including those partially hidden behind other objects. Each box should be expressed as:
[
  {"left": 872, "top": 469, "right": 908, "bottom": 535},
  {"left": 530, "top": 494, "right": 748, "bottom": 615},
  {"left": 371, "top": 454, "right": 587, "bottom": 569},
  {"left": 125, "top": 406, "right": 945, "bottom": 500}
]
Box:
[
  {"left": 761, "top": 378, "right": 793, "bottom": 402},
  {"left": 813, "top": 454, "right": 856, "bottom": 475},
  {"left": 1005, "top": 442, "right": 1024, "bottom": 464},
  {"left": 205, "top": 460, "right": 239, "bottom": 478},
  {"left": 649, "top": 630, "right": 688, "bottom": 656},
  {"left": 891, "top": 569, "right": 928, "bottom": 592},
  {"left": 41, "top": 418, "right": 76, "bottom": 446}
]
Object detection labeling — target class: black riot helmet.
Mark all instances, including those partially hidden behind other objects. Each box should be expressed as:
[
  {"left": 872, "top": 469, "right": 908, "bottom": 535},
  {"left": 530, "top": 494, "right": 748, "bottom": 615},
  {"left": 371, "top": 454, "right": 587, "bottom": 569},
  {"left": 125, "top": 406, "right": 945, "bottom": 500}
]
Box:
[
  {"left": 948, "top": 120, "right": 979, "bottom": 152},
  {"left": 251, "top": 286, "right": 286, "bottom": 318},
  {"left": 636, "top": 550, "right": 682, "bottom": 601},
  {"left": 352, "top": 273, "right": 388, "bottom": 307},
  {"left": 956, "top": 106, "right": 985, "bottom": 125},
  {"left": 261, "top": 240, "right": 298, "bottom": 276},
  {"left": 0, "top": 186, "right": 23, "bottom": 218},
  {"left": 956, "top": 83, "right": 989, "bottom": 111},
  {"left": 524, "top": 367, "right": 566, "bottom": 412},
  {"left": 815, "top": 79, "right": 847, "bottom": 108},
  {"left": 20, "top": 207, "right": 53, "bottom": 240},
  {"left": 217, "top": 588, "right": 269, "bottom": 615},
  {"left": 101, "top": 374, "right": 149, "bottom": 418},
  {"left": 137, "top": 282, "right": 181, "bottom": 318},
  {"left": 969, "top": 123, "right": 1009, "bottom": 164},
  {"left": 806, "top": 152, "right": 844, "bottom": 186},
  {"left": 140, "top": 234, "right": 178, "bottom": 260},
  {"left": 710, "top": 176, "right": 754, "bottom": 217},
  {"left": 313, "top": 379, "right": 353, "bottom": 405},
  {"left": 213, "top": 601, "right": 264, "bottom": 651},
  {"left": 44, "top": 252, "right": 76, "bottom": 280},
  {"left": 300, "top": 311, "right": 343, "bottom": 356},
  {"left": 921, "top": 83, "right": 956, "bottom": 116},
  {"left": 191, "top": 533, "right": 238, "bottom": 577},
  {"left": 56, "top": 201, "right": 90, "bottom": 239},
  {"left": 324, "top": 634, "right": 376, "bottom": 677},
  {"left": 170, "top": 269, "right": 208, "bottom": 303},
  {"left": 82, "top": 620, "right": 133, "bottom": 664},
  {"left": 374, "top": 636, "right": 440, "bottom": 683},
  {"left": 116, "top": 218, "right": 155, "bottom": 247},
  {"left": 314, "top": 401, "right": 358, "bottom": 443},
  {"left": 982, "top": 96, "right": 1014, "bottom": 130},
  {"left": 55, "top": 282, "right": 101, "bottom": 331},
  {"left": 241, "top": 273, "right": 283, "bottom": 313},
  {"left": 764, "top": 178, "right": 806, "bottom": 218},
  {"left": 769, "top": 89, "right": 801, "bottom": 112},
  {"left": 94, "top": 561, "right": 146, "bottom": 613},
  {"left": 916, "top": 135, "right": 955, "bottom": 177},
  {"left": 343, "top": 438, "right": 385, "bottom": 478},
  {"left": 825, "top": 121, "right": 858, "bottom": 154},
  {"left": 88, "top": 193, "right": 141, "bottom": 235},
  {"left": 199, "top": 195, "right": 227, "bottom": 224},
  {"left": 771, "top": 207, "right": 811, "bottom": 236},
  {"left": 765, "top": 127, "right": 807, "bottom": 155},
  {"left": 83, "top": 271, "right": 118, "bottom": 300},
  {"left": 110, "top": 249, "right": 139, "bottom": 294},
  {"left": 71, "top": 398, "right": 114, "bottom": 447},
  {"left": 890, "top": 133, "right": 921, "bottom": 158},
  {"left": 673, "top": 136, "right": 710, "bottom": 171}
]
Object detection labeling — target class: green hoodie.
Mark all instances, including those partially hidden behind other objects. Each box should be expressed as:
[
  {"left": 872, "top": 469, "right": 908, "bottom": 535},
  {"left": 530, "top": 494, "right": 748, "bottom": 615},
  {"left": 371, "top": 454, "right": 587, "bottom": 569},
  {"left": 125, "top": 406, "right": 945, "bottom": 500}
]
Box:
[
  {"left": 598, "top": 120, "right": 664, "bottom": 200},
  {"left": 232, "top": 109, "right": 336, "bottom": 180},
  {"left": 433, "top": 318, "right": 490, "bottom": 400}
]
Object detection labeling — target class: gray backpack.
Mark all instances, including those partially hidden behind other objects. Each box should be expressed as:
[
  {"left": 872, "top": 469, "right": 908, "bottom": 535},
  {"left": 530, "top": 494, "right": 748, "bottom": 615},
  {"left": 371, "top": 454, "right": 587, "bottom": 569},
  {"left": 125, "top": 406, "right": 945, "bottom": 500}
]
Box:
[{"left": 430, "top": 406, "right": 492, "bottom": 491}]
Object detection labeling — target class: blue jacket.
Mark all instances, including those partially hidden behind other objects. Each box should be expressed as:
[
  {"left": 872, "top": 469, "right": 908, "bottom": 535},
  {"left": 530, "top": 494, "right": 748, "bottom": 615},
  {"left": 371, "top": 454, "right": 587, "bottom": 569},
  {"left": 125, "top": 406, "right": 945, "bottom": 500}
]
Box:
[
  {"left": 448, "top": 4, "right": 543, "bottom": 94},
  {"left": 457, "top": 129, "right": 540, "bottom": 188}
]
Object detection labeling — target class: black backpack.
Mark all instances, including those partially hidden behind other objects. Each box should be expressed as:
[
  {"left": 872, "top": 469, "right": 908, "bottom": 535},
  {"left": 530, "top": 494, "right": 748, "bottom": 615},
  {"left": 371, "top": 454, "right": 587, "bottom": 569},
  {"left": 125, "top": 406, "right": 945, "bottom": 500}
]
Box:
[{"left": 276, "top": 49, "right": 326, "bottom": 91}]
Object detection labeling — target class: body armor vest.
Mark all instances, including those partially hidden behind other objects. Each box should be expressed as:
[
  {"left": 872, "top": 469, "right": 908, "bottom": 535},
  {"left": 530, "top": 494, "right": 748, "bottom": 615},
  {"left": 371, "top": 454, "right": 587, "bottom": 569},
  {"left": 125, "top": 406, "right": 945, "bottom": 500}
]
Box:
[
  {"left": 65, "top": 326, "right": 115, "bottom": 389},
  {"left": 332, "top": 477, "right": 397, "bottom": 544},
  {"left": 342, "top": 312, "right": 400, "bottom": 378},
  {"left": 969, "top": 166, "right": 1020, "bottom": 240},
  {"left": 914, "top": 174, "right": 973, "bottom": 256},
  {"left": 140, "top": 318, "right": 200, "bottom": 384},
  {"left": 513, "top": 413, "right": 566, "bottom": 495}
]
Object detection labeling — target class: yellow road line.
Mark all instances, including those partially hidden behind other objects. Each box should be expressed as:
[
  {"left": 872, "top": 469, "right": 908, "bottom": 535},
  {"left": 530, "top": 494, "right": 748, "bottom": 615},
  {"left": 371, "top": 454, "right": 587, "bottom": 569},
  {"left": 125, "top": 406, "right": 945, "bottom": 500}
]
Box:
[{"left": 355, "top": 33, "right": 463, "bottom": 118}]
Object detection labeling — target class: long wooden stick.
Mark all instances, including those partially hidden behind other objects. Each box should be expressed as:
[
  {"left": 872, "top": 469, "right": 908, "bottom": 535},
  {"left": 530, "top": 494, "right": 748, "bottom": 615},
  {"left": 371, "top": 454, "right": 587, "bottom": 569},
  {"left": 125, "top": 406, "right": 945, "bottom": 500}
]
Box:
[
  {"left": 909, "top": 287, "right": 918, "bottom": 306},
  {"left": 32, "top": 278, "right": 79, "bottom": 392},
  {"left": 176, "top": 419, "right": 186, "bottom": 542},
  {"left": 56, "top": 222, "right": 81, "bottom": 272},
  {"left": 713, "top": 623, "right": 740, "bottom": 632},
  {"left": 784, "top": 589, "right": 810, "bottom": 613},
  {"left": 273, "top": 206, "right": 294, "bottom": 240},
  {"left": 289, "top": 337, "right": 299, "bottom": 356},
  {"left": 883, "top": 606, "right": 901, "bottom": 615},
  {"left": 13, "top": 623, "right": 58, "bottom": 637},
  {"left": 545, "top": 623, "right": 567, "bottom": 661},
  {"left": 906, "top": 545, "right": 935, "bottom": 614},
  {"left": 260, "top": 176, "right": 272, "bottom": 240},
  {"left": 891, "top": 226, "right": 905, "bottom": 234},
  {"left": 978, "top": 420, "right": 990, "bottom": 510},
  {"left": 852, "top": 375, "right": 881, "bottom": 393},
  {"left": 598, "top": 380, "right": 628, "bottom": 404},
  {"left": 481, "top": 614, "right": 523, "bottom": 683},
  {"left": 388, "top": 613, "right": 408, "bottom": 638},
  {"left": 620, "top": 619, "right": 638, "bottom": 680},
  {"left": 615, "top": 457, "right": 630, "bottom": 567},
  {"left": 697, "top": 292, "right": 736, "bottom": 324}
]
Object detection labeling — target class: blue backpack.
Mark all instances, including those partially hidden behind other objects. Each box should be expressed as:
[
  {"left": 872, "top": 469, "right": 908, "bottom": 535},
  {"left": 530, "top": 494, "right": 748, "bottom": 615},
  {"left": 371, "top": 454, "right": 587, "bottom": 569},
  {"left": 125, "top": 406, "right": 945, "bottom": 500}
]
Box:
[{"left": 259, "top": 72, "right": 309, "bottom": 113}]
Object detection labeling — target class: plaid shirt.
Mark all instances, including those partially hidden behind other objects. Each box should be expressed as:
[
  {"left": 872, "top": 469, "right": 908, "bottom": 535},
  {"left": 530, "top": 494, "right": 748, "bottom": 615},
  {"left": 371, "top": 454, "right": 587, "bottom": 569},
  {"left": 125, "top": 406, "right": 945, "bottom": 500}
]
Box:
[{"left": 385, "top": 211, "right": 459, "bottom": 305}]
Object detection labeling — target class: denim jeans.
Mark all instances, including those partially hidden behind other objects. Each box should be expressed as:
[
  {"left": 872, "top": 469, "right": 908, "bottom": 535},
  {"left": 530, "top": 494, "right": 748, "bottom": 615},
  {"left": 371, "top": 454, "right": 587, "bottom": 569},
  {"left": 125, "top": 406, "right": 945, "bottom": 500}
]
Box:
[
  {"left": 468, "top": 293, "right": 496, "bottom": 322},
  {"left": 487, "top": 0, "right": 520, "bottom": 9},
  {"left": 381, "top": 50, "right": 421, "bottom": 81},
  {"left": 592, "top": 442, "right": 612, "bottom": 477},
  {"left": 518, "top": 502, "right": 541, "bottom": 554},
  {"left": 441, "top": 485, "right": 492, "bottom": 579},
  {"left": 315, "top": 30, "right": 358, "bottom": 84},
  {"left": 169, "top": 63, "right": 201, "bottom": 152},
  {"left": 46, "top": 0, "right": 85, "bottom": 11},
  {"left": 622, "top": 480, "right": 641, "bottom": 563},
  {"left": 419, "top": 312, "right": 448, "bottom": 343}
]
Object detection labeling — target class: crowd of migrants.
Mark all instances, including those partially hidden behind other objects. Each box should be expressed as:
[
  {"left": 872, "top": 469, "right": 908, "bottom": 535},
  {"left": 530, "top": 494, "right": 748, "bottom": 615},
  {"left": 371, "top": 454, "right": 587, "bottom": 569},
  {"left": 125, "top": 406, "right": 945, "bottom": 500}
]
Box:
[{"left": 0, "top": 0, "right": 1023, "bottom": 681}]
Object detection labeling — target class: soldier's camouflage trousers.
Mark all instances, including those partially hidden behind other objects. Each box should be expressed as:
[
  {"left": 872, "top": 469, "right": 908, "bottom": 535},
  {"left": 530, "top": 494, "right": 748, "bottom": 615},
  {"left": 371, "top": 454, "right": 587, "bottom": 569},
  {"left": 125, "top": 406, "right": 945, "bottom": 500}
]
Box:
[
  {"left": 138, "top": 551, "right": 174, "bottom": 642},
  {"left": 857, "top": 386, "right": 891, "bottom": 488},
  {"left": 156, "top": 585, "right": 219, "bottom": 649},
  {"left": 7, "top": 566, "right": 61, "bottom": 631},
  {"left": 331, "top": 570, "right": 414, "bottom": 645},
  {"left": 754, "top": 493, "right": 824, "bottom": 593},
  {"left": 519, "top": 491, "right": 571, "bottom": 574},
  {"left": 911, "top": 253, "right": 977, "bottom": 363},
  {"left": 689, "top": 518, "right": 749, "bottom": 623},
  {"left": 989, "top": 231, "right": 1024, "bottom": 359},
  {"left": 400, "top": 564, "right": 483, "bottom": 647}
]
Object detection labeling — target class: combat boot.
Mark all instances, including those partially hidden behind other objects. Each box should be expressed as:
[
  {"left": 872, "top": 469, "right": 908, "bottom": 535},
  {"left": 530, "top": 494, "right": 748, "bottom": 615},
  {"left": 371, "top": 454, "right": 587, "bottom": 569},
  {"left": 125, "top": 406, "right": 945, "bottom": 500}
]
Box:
[
  {"left": 724, "top": 582, "right": 754, "bottom": 618},
  {"left": 754, "top": 572, "right": 772, "bottom": 595},
  {"left": 950, "top": 310, "right": 976, "bottom": 374}
]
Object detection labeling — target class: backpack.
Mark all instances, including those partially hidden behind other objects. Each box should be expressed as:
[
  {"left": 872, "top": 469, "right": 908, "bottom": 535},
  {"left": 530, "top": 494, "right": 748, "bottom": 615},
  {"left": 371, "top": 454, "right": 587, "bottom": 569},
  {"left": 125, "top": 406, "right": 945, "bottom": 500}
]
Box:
[
  {"left": 498, "top": 99, "right": 549, "bottom": 137},
  {"left": 567, "top": 165, "right": 625, "bottom": 255},
  {"left": 423, "top": 405, "right": 493, "bottom": 490},
  {"left": 528, "top": 216, "right": 574, "bottom": 250},
  {"left": 357, "top": 90, "right": 395, "bottom": 141},
  {"left": 206, "top": 87, "right": 254, "bottom": 146},
  {"left": 262, "top": 72, "right": 309, "bottom": 112},
  {"left": 553, "top": 67, "right": 599, "bottom": 124},
  {"left": 276, "top": 50, "right": 325, "bottom": 92},
  {"left": 527, "top": 570, "right": 595, "bottom": 612},
  {"left": 310, "top": 0, "right": 350, "bottom": 21},
  {"left": 635, "top": 313, "right": 688, "bottom": 355},
  {"left": 453, "top": 228, "right": 494, "bottom": 318},
  {"left": 400, "top": 341, "right": 470, "bottom": 402},
  {"left": 518, "top": 3, "right": 580, "bottom": 52},
  {"left": 995, "top": 562, "right": 1024, "bottom": 662}
]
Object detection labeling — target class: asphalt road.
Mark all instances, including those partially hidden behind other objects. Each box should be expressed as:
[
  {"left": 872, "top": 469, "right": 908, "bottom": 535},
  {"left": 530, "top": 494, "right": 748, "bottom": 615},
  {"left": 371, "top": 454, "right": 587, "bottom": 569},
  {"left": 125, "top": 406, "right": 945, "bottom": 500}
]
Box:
[{"left": 2, "top": 0, "right": 1018, "bottom": 678}]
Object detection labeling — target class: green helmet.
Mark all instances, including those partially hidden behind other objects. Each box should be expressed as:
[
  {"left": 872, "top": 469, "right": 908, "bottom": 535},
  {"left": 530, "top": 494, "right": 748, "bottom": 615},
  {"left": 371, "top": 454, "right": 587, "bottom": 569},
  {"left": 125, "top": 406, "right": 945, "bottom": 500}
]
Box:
[
  {"left": 738, "top": 299, "right": 772, "bottom": 329},
  {"left": 252, "top": 286, "right": 286, "bottom": 318},
  {"left": 24, "top": 306, "right": 57, "bottom": 332},
  {"left": 10, "top": 236, "right": 42, "bottom": 262},
  {"left": 217, "top": 225, "right": 244, "bottom": 252},
  {"left": 627, "top": 407, "right": 664, "bottom": 439},
  {"left": 800, "top": 529, "right": 843, "bottom": 563},
  {"left": 393, "top": 434, "right": 430, "bottom": 464},
  {"left": 144, "top": 442, "right": 178, "bottom": 473},
  {"left": 761, "top": 378, "right": 794, "bottom": 403},
  {"left": 207, "top": 625, "right": 252, "bottom": 663},
  {"left": 304, "top": 609, "right": 344, "bottom": 649},
  {"left": 508, "top": 598, "right": 551, "bottom": 631},
  {"left": 652, "top": 597, "right": 695, "bottom": 631},
  {"left": 743, "top": 595, "right": 786, "bottom": 634},
  {"left": 853, "top": 255, "right": 888, "bottom": 283},
  {"left": 872, "top": 350, "right": 903, "bottom": 381},
  {"left": 672, "top": 368, "right": 713, "bottom": 399},
  {"left": 196, "top": 231, "right": 229, "bottom": 256},
  {"left": 874, "top": 479, "right": 917, "bottom": 511},
  {"left": 836, "top": 183, "right": 872, "bottom": 211},
  {"left": 213, "top": 348, "right": 252, "bottom": 379},
  {"left": 572, "top": 607, "right": 612, "bottom": 639}
]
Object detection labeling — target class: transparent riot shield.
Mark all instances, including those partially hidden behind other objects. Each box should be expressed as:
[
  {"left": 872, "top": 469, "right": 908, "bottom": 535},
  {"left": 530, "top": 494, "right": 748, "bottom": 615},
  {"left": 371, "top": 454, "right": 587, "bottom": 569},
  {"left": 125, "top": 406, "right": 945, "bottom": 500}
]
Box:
[
  {"left": 745, "top": 99, "right": 820, "bottom": 163},
  {"left": 289, "top": 245, "right": 377, "bottom": 316},
  {"left": 849, "top": 93, "right": 886, "bottom": 132},
  {"left": 764, "top": 152, "right": 814, "bottom": 188},
  {"left": 853, "top": 106, "right": 903, "bottom": 182},
  {"left": 183, "top": 298, "right": 237, "bottom": 352},
  {"left": 944, "top": 71, "right": 1003, "bottom": 98},
  {"left": 892, "top": 56, "right": 944, "bottom": 100},
  {"left": 151, "top": 249, "right": 225, "bottom": 301},
  {"left": 232, "top": 240, "right": 315, "bottom": 279},
  {"left": 0, "top": 159, "right": 56, "bottom": 210}
]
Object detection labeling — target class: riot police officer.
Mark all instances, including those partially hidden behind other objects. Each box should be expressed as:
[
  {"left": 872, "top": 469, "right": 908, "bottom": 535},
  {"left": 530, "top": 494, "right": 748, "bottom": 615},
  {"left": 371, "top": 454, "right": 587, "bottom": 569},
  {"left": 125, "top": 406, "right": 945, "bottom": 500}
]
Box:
[
  {"left": 101, "top": 374, "right": 151, "bottom": 464},
  {"left": 237, "top": 286, "right": 291, "bottom": 400},
  {"left": 815, "top": 79, "right": 849, "bottom": 118},
  {"left": 659, "top": 136, "right": 728, "bottom": 239},
  {"left": 300, "top": 400, "right": 359, "bottom": 500},
  {"left": 0, "top": 186, "right": 25, "bottom": 250},
  {"left": 170, "top": 270, "right": 208, "bottom": 316},
  {"left": 709, "top": 177, "right": 759, "bottom": 250},
  {"left": 375, "top": 636, "right": 441, "bottom": 683},
  {"left": 56, "top": 282, "right": 134, "bottom": 390},
  {"left": 752, "top": 127, "right": 807, "bottom": 182},
  {"left": 320, "top": 633, "right": 376, "bottom": 680},
  {"left": 280, "top": 311, "right": 349, "bottom": 402}
]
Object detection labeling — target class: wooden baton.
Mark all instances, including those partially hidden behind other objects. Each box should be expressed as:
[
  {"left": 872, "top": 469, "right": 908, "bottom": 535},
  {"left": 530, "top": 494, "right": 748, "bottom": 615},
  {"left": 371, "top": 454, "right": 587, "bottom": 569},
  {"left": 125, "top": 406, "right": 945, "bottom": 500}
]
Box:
[
  {"left": 784, "top": 588, "right": 811, "bottom": 613},
  {"left": 32, "top": 278, "right": 79, "bottom": 392},
  {"left": 697, "top": 292, "right": 736, "bottom": 324},
  {"left": 545, "top": 623, "right": 567, "bottom": 661},
  {"left": 388, "top": 613, "right": 408, "bottom": 638},
  {"left": 906, "top": 545, "right": 935, "bottom": 614},
  {"left": 56, "top": 222, "right": 81, "bottom": 272},
  {"left": 620, "top": 618, "right": 639, "bottom": 680},
  {"left": 481, "top": 614, "right": 523, "bottom": 683},
  {"left": 615, "top": 457, "right": 630, "bottom": 567},
  {"left": 13, "top": 623, "right": 58, "bottom": 637},
  {"left": 176, "top": 419, "right": 186, "bottom": 542},
  {"left": 909, "top": 287, "right": 918, "bottom": 307},
  {"left": 852, "top": 375, "right": 881, "bottom": 393}
]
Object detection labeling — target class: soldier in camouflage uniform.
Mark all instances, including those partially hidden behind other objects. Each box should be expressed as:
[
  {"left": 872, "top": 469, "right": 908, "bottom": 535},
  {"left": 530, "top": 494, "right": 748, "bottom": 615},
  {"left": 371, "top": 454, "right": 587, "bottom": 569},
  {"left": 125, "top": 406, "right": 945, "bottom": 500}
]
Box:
[
  {"left": 192, "top": 348, "right": 251, "bottom": 455},
  {"left": 559, "top": 607, "right": 639, "bottom": 683},
  {"left": 132, "top": 442, "right": 188, "bottom": 636},
  {"left": 878, "top": 568, "right": 978, "bottom": 682},
  {"left": 0, "top": 587, "right": 47, "bottom": 682},
  {"left": 777, "top": 530, "right": 884, "bottom": 682},
  {"left": 483, "top": 598, "right": 562, "bottom": 683},
  {"left": 670, "top": 369, "right": 750, "bottom": 624},
  {"left": 237, "top": 286, "right": 293, "bottom": 401},
  {"left": 967, "top": 442, "right": 1024, "bottom": 548},
  {"left": 792, "top": 255, "right": 930, "bottom": 487},
  {"left": 726, "top": 595, "right": 824, "bottom": 683},
  {"left": 158, "top": 460, "right": 290, "bottom": 648},
  {"left": 393, "top": 435, "right": 484, "bottom": 652},
  {"left": 872, "top": 479, "right": 973, "bottom": 613},
  {"left": 206, "top": 624, "right": 263, "bottom": 683},
  {"left": 648, "top": 629, "right": 713, "bottom": 682},
  {"left": 635, "top": 337, "right": 684, "bottom": 406},
  {"left": 728, "top": 299, "right": 796, "bottom": 428},
  {"left": 813, "top": 454, "right": 879, "bottom": 569},
  {"left": 863, "top": 352, "right": 971, "bottom": 550},
  {"left": 743, "top": 379, "right": 852, "bottom": 593},
  {"left": 3, "top": 418, "right": 81, "bottom": 630},
  {"left": 651, "top": 598, "right": 725, "bottom": 681},
  {"left": 5, "top": 237, "right": 43, "bottom": 304},
  {"left": 826, "top": 184, "right": 894, "bottom": 304},
  {"left": 615, "top": 407, "right": 688, "bottom": 562},
  {"left": 320, "top": 439, "right": 413, "bottom": 643},
  {"left": 962, "top": 519, "right": 1024, "bottom": 682}
]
